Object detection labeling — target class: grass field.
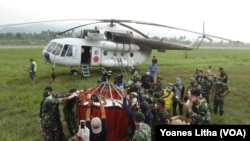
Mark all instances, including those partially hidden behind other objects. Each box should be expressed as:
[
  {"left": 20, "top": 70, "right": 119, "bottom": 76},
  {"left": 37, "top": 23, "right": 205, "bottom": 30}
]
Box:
[{"left": 0, "top": 46, "right": 250, "bottom": 140}]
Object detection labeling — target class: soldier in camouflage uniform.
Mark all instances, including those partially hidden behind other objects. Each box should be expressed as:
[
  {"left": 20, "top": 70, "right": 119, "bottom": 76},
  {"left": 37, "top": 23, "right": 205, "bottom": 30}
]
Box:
[
  {"left": 150, "top": 76, "right": 164, "bottom": 94},
  {"left": 41, "top": 88, "right": 78, "bottom": 141},
  {"left": 185, "top": 89, "right": 211, "bottom": 125},
  {"left": 200, "top": 76, "right": 212, "bottom": 104},
  {"left": 212, "top": 77, "right": 229, "bottom": 116},
  {"left": 132, "top": 111, "right": 151, "bottom": 141},
  {"left": 151, "top": 99, "right": 170, "bottom": 141},
  {"left": 63, "top": 88, "right": 78, "bottom": 136}
]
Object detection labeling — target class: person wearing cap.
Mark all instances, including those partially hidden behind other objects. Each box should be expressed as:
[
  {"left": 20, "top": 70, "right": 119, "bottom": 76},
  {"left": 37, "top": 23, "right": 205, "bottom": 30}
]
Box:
[
  {"left": 172, "top": 77, "right": 185, "bottom": 116},
  {"left": 151, "top": 75, "right": 164, "bottom": 94},
  {"left": 132, "top": 112, "right": 151, "bottom": 141},
  {"left": 161, "top": 83, "right": 174, "bottom": 114},
  {"left": 186, "top": 78, "right": 201, "bottom": 99},
  {"left": 63, "top": 88, "right": 78, "bottom": 136},
  {"left": 122, "top": 89, "right": 153, "bottom": 141},
  {"left": 41, "top": 87, "right": 78, "bottom": 141},
  {"left": 200, "top": 76, "right": 213, "bottom": 104},
  {"left": 212, "top": 77, "right": 229, "bottom": 116},
  {"left": 86, "top": 94, "right": 107, "bottom": 141},
  {"left": 184, "top": 89, "right": 211, "bottom": 125},
  {"left": 219, "top": 67, "right": 229, "bottom": 83},
  {"left": 151, "top": 98, "right": 170, "bottom": 141}
]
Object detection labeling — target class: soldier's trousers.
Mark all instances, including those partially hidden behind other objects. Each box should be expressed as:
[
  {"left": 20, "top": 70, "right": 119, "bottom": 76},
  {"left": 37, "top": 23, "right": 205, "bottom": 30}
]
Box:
[{"left": 213, "top": 97, "right": 224, "bottom": 115}]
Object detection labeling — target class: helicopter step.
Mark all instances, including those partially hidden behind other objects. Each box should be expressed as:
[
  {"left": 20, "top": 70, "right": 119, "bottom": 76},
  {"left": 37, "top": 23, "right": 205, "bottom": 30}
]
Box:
[{"left": 81, "top": 64, "right": 90, "bottom": 77}]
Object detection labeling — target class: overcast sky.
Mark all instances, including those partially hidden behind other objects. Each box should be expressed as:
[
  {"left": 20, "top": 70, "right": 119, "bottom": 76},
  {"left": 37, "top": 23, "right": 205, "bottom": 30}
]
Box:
[{"left": 1, "top": 0, "right": 249, "bottom": 42}]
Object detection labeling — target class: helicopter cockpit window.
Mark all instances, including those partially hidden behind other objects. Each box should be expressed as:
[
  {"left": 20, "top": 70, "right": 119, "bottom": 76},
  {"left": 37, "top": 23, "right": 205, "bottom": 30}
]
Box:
[
  {"left": 52, "top": 44, "right": 63, "bottom": 56},
  {"left": 46, "top": 42, "right": 57, "bottom": 53}
]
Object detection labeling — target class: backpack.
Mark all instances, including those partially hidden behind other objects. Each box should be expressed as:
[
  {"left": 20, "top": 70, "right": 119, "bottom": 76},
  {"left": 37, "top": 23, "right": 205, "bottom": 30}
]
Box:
[{"left": 132, "top": 123, "right": 151, "bottom": 141}]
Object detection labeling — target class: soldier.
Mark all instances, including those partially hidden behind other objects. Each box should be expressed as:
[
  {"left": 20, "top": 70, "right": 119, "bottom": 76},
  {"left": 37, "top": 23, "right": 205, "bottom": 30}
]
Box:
[
  {"left": 151, "top": 75, "right": 164, "bottom": 94},
  {"left": 151, "top": 99, "right": 170, "bottom": 141},
  {"left": 41, "top": 88, "right": 78, "bottom": 141},
  {"left": 132, "top": 112, "right": 151, "bottom": 141},
  {"left": 212, "top": 77, "right": 230, "bottom": 116},
  {"left": 185, "top": 89, "right": 211, "bottom": 125},
  {"left": 200, "top": 76, "right": 212, "bottom": 104},
  {"left": 63, "top": 88, "right": 78, "bottom": 136}
]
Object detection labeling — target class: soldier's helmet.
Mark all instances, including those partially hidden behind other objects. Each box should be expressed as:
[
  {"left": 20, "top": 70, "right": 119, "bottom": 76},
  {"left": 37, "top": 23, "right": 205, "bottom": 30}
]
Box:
[
  {"left": 197, "top": 103, "right": 208, "bottom": 116},
  {"left": 190, "top": 78, "right": 196, "bottom": 82}
]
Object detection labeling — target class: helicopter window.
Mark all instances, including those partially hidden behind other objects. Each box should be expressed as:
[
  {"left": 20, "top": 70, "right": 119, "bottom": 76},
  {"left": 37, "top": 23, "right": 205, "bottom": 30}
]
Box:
[
  {"left": 61, "top": 45, "right": 69, "bottom": 56},
  {"left": 52, "top": 44, "right": 63, "bottom": 56},
  {"left": 46, "top": 42, "right": 57, "bottom": 53},
  {"left": 130, "top": 52, "right": 134, "bottom": 57},
  {"left": 103, "top": 51, "right": 108, "bottom": 56}
]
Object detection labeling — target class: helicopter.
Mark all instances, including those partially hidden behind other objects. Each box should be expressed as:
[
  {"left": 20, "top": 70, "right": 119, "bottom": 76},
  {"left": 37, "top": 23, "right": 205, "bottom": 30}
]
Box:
[
  {"left": 41, "top": 19, "right": 242, "bottom": 77},
  {"left": 0, "top": 19, "right": 241, "bottom": 77}
]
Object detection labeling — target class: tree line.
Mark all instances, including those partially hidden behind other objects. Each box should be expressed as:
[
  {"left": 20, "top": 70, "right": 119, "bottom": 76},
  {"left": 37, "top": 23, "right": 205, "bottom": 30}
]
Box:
[{"left": 0, "top": 30, "right": 248, "bottom": 47}]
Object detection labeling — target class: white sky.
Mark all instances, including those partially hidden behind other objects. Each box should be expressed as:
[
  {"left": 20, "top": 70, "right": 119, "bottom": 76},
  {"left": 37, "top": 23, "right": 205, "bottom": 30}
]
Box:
[{"left": 1, "top": 0, "right": 249, "bottom": 42}]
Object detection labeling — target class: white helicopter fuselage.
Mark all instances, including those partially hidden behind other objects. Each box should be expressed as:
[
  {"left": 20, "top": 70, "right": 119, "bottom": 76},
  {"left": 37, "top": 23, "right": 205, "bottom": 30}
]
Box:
[{"left": 42, "top": 36, "right": 151, "bottom": 68}]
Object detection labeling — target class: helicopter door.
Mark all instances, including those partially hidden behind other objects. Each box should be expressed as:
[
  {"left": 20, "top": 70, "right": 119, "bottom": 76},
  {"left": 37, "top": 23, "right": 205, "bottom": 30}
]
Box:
[{"left": 91, "top": 47, "right": 101, "bottom": 66}]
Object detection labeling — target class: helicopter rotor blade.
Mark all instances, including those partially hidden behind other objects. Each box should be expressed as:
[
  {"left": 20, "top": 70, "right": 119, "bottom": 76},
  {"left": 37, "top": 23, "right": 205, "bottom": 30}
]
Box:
[{"left": 118, "top": 23, "right": 149, "bottom": 38}]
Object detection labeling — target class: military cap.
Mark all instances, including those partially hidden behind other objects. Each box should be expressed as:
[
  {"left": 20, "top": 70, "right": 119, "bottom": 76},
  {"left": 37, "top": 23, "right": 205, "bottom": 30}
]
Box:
[
  {"left": 157, "top": 75, "right": 163, "bottom": 80},
  {"left": 157, "top": 98, "right": 165, "bottom": 106},
  {"left": 44, "top": 86, "right": 53, "bottom": 91},
  {"left": 134, "top": 111, "right": 145, "bottom": 123},
  {"left": 145, "top": 97, "right": 154, "bottom": 104},
  {"left": 190, "top": 78, "right": 196, "bottom": 82},
  {"left": 69, "top": 88, "right": 77, "bottom": 93},
  {"left": 43, "top": 90, "right": 50, "bottom": 97},
  {"left": 153, "top": 92, "right": 161, "bottom": 98}
]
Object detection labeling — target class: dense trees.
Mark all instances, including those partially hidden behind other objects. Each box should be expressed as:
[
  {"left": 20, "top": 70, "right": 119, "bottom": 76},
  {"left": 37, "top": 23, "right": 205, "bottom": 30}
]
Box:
[{"left": 0, "top": 31, "right": 248, "bottom": 47}]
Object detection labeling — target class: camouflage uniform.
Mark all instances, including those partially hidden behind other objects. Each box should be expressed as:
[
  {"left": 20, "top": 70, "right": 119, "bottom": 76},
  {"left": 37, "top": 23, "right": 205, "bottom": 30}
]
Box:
[
  {"left": 200, "top": 77, "right": 212, "bottom": 104},
  {"left": 63, "top": 89, "right": 78, "bottom": 136},
  {"left": 41, "top": 91, "right": 65, "bottom": 141},
  {"left": 188, "top": 99, "right": 211, "bottom": 125},
  {"left": 151, "top": 99, "right": 170, "bottom": 141},
  {"left": 132, "top": 123, "right": 151, "bottom": 141},
  {"left": 213, "top": 81, "right": 229, "bottom": 116}
]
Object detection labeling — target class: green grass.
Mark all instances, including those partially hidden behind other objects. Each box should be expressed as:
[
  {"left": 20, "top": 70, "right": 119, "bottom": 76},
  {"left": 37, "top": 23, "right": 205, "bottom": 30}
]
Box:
[{"left": 0, "top": 46, "right": 250, "bottom": 140}]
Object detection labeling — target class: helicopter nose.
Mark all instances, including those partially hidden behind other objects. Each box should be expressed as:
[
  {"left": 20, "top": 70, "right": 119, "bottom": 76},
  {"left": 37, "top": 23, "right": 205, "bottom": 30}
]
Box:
[{"left": 43, "top": 52, "right": 51, "bottom": 62}]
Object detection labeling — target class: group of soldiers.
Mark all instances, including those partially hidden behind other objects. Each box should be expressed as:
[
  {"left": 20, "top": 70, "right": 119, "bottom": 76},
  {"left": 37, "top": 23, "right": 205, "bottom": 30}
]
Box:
[
  {"left": 39, "top": 87, "right": 79, "bottom": 141},
  {"left": 39, "top": 65, "right": 230, "bottom": 141}
]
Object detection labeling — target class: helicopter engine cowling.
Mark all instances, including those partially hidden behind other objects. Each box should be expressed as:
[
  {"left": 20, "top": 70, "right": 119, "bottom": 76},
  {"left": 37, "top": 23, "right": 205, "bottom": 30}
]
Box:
[{"left": 104, "top": 31, "right": 134, "bottom": 44}]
